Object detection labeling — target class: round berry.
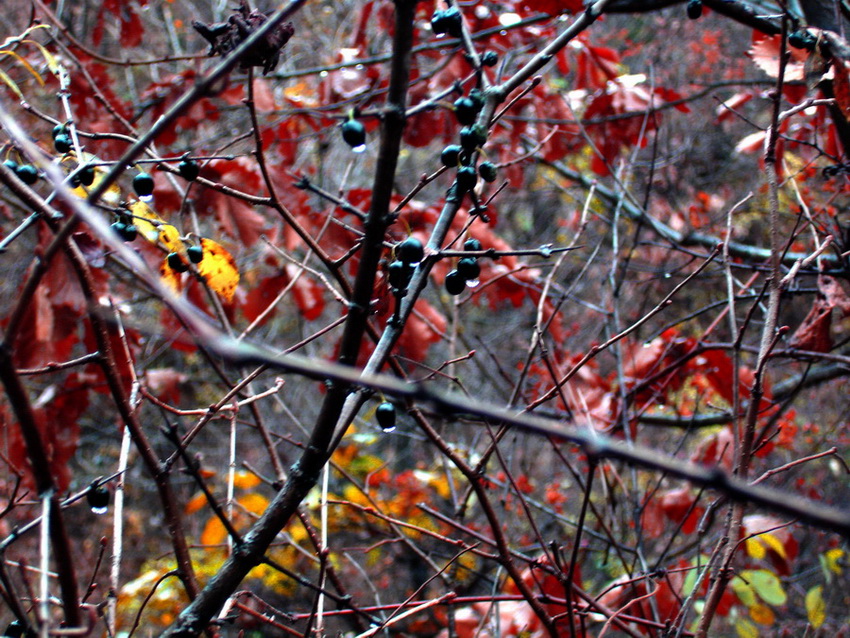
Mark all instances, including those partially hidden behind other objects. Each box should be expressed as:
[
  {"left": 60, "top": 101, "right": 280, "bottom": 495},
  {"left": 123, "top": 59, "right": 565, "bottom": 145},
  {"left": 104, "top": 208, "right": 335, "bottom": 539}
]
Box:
[
  {"left": 478, "top": 161, "right": 497, "bottom": 183},
  {"left": 464, "top": 238, "right": 482, "bottom": 252},
  {"left": 4, "top": 620, "right": 25, "bottom": 638},
  {"left": 686, "top": 0, "right": 702, "bottom": 19},
  {"left": 86, "top": 486, "right": 110, "bottom": 510},
  {"left": 397, "top": 236, "right": 424, "bottom": 264},
  {"left": 187, "top": 245, "right": 204, "bottom": 263},
  {"left": 460, "top": 125, "right": 487, "bottom": 152},
  {"left": 341, "top": 119, "right": 366, "bottom": 148},
  {"left": 54, "top": 134, "right": 72, "bottom": 154},
  {"left": 133, "top": 172, "right": 155, "bottom": 197},
  {"left": 788, "top": 29, "right": 816, "bottom": 51},
  {"left": 3, "top": 159, "right": 19, "bottom": 172},
  {"left": 431, "top": 7, "right": 463, "bottom": 37},
  {"left": 481, "top": 51, "right": 499, "bottom": 67},
  {"left": 121, "top": 224, "right": 138, "bottom": 242},
  {"left": 454, "top": 96, "right": 480, "bottom": 126},
  {"left": 376, "top": 402, "right": 396, "bottom": 431},
  {"left": 456, "top": 165, "right": 478, "bottom": 194},
  {"left": 178, "top": 158, "right": 200, "bottom": 181},
  {"left": 78, "top": 164, "right": 96, "bottom": 186},
  {"left": 52, "top": 123, "right": 67, "bottom": 139},
  {"left": 388, "top": 259, "right": 413, "bottom": 290},
  {"left": 456, "top": 257, "right": 480, "bottom": 281},
  {"left": 15, "top": 164, "right": 38, "bottom": 185},
  {"left": 441, "top": 144, "right": 463, "bottom": 168},
  {"left": 167, "top": 252, "right": 189, "bottom": 273},
  {"left": 445, "top": 270, "right": 466, "bottom": 295}
]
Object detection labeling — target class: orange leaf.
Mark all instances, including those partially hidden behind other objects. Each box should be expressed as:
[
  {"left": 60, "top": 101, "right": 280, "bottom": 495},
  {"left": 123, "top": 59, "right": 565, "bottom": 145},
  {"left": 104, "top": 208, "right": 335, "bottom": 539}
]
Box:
[
  {"left": 197, "top": 238, "right": 239, "bottom": 302},
  {"left": 200, "top": 516, "right": 227, "bottom": 546}
]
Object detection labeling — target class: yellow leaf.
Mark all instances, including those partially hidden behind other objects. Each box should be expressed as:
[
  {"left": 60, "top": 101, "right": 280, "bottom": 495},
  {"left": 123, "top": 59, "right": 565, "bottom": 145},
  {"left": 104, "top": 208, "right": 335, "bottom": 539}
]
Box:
[
  {"left": 24, "top": 39, "right": 60, "bottom": 75},
  {"left": 749, "top": 603, "right": 775, "bottom": 626},
  {"left": 825, "top": 548, "right": 845, "bottom": 575},
  {"left": 129, "top": 200, "right": 184, "bottom": 251},
  {"left": 760, "top": 532, "right": 787, "bottom": 560},
  {"left": 745, "top": 537, "right": 766, "bottom": 560},
  {"left": 233, "top": 470, "right": 261, "bottom": 490},
  {"left": 72, "top": 162, "right": 121, "bottom": 206},
  {"left": 805, "top": 585, "right": 826, "bottom": 628},
  {"left": 0, "top": 49, "right": 43, "bottom": 85},
  {"left": 197, "top": 238, "right": 239, "bottom": 302},
  {"left": 0, "top": 68, "right": 22, "bottom": 99}
]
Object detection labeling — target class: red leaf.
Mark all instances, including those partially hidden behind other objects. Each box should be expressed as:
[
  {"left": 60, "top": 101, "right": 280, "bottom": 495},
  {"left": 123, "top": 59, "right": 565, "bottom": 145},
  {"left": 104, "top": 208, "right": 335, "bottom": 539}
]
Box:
[{"left": 120, "top": 6, "right": 144, "bottom": 48}]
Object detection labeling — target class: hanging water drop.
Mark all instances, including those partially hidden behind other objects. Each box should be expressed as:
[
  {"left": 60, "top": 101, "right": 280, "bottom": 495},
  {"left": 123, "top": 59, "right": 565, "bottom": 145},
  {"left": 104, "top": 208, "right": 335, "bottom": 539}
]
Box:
[
  {"left": 139, "top": 194, "right": 153, "bottom": 203},
  {"left": 352, "top": 144, "right": 366, "bottom": 153},
  {"left": 466, "top": 278, "right": 480, "bottom": 288}
]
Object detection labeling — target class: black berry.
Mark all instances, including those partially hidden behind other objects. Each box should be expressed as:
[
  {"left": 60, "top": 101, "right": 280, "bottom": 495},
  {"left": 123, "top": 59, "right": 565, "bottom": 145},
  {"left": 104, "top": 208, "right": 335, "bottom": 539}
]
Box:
[
  {"left": 78, "top": 164, "right": 95, "bottom": 186},
  {"left": 481, "top": 51, "right": 499, "bottom": 67},
  {"left": 3, "top": 159, "right": 19, "bottom": 172},
  {"left": 178, "top": 158, "right": 200, "bottom": 181},
  {"left": 454, "top": 96, "right": 481, "bottom": 126},
  {"left": 4, "top": 620, "right": 25, "bottom": 638},
  {"left": 86, "top": 486, "right": 110, "bottom": 510},
  {"left": 133, "top": 172, "right": 155, "bottom": 197},
  {"left": 397, "top": 237, "right": 424, "bottom": 264},
  {"left": 460, "top": 125, "right": 487, "bottom": 152},
  {"left": 456, "top": 257, "right": 480, "bottom": 281},
  {"left": 167, "top": 252, "right": 189, "bottom": 273},
  {"left": 464, "top": 238, "right": 482, "bottom": 252},
  {"left": 788, "top": 29, "right": 816, "bottom": 51},
  {"left": 341, "top": 119, "right": 366, "bottom": 148},
  {"left": 187, "top": 245, "right": 204, "bottom": 263},
  {"left": 478, "top": 161, "right": 497, "bottom": 183},
  {"left": 445, "top": 270, "right": 466, "bottom": 295},
  {"left": 686, "top": 0, "right": 702, "bottom": 19},
  {"left": 15, "top": 164, "right": 38, "bottom": 185},
  {"left": 456, "top": 165, "right": 478, "bottom": 194},
  {"left": 441, "top": 144, "right": 463, "bottom": 168},
  {"left": 388, "top": 260, "right": 413, "bottom": 290},
  {"left": 54, "top": 134, "right": 72, "bottom": 154},
  {"left": 376, "top": 402, "right": 396, "bottom": 431},
  {"left": 431, "top": 7, "right": 463, "bottom": 38}
]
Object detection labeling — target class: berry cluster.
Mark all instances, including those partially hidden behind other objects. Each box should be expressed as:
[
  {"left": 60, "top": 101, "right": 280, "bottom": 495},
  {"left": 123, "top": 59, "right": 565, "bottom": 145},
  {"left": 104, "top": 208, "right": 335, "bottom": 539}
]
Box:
[
  {"left": 440, "top": 88, "right": 498, "bottom": 203},
  {"left": 3, "top": 159, "right": 39, "bottom": 185},
  {"left": 53, "top": 123, "right": 72, "bottom": 154},
  {"left": 111, "top": 210, "right": 138, "bottom": 242},
  {"left": 388, "top": 236, "right": 424, "bottom": 298},
  {"left": 167, "top": 245, "right": 204, "bottom": 274},
  {"left": 445, "top": 238, "right": 482, "bottom": 296}
]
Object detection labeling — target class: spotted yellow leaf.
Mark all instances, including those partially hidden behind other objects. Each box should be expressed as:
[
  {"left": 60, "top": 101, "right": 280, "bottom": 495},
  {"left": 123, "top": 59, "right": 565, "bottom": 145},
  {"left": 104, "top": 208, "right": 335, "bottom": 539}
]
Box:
[
  {"left": 129, "top": 200, "right": 184, "bottom": 251},
  {"left": 197, "top": 238, "right": 239, "bottom": 302}
]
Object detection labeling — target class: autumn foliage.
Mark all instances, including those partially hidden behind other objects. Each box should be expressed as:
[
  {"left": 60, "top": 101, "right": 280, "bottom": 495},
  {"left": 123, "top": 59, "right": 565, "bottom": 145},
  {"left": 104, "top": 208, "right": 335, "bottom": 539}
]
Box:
[{"left": 1, "top": 0, "right": 850, "bottom": 637}]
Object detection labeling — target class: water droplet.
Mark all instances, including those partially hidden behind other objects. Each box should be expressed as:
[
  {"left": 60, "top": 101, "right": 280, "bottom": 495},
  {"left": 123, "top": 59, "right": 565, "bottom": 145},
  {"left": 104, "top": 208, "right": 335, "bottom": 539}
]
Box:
[
  {"left": 320, "top": 70, "right": 328, "bottom": 77},
  {"left": 642, "top": 341, "right": 652, "bottom": 348},
  {"left": 466, "top": 278, "right": 480, "bottom": 288},
  {"left": 355, "top": 64, "right": 364, "bottom": 71},
  {"left": 91, "top": 505, "right": 108, "bottom": 515},
  {"left": 140, "top": 194, "right": 153, "bottom": 203},
  {"left": 352, "top": 144, "right": 366, "bottom": 154},
  {"left": 663, "top": 272, "right": 671, "bottom": 279},
  {"left": 382, "top": 425, "right": 397, "bottom": 433}
]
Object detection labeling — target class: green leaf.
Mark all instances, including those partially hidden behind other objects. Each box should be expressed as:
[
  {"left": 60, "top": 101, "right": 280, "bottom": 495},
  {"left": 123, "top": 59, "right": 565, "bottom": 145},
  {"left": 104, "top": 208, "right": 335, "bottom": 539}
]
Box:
[
  {"left": 742, "top": 569, "right": 787, "bottom": 606},
  {"left": 732, "top": 575, "right": 757, "bottom": 607},
  {"left": 805, "top": 585, "right": 826, "bottom": 629}
]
